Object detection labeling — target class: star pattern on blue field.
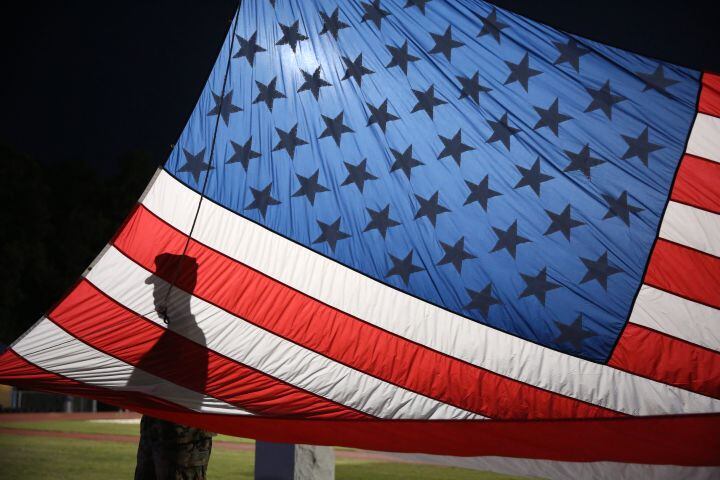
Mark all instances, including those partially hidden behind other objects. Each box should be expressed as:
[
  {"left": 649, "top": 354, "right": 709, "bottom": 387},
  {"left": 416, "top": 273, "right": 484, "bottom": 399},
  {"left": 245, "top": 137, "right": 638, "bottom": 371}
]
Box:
[{"left": 168, "top": 0, "right": 698, "bottom": 363}]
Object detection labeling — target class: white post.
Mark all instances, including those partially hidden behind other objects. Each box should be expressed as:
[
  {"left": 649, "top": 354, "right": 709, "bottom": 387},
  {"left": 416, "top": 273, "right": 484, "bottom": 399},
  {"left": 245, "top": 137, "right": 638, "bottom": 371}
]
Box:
[
  {"left": 63, "top": 395, "right": 73, "bottom": 413},
  {"left": 254, "top": 442, "right": 335, "bottom": 480},
  {"left": 11, "top": 388, "right": 21, "bottom": 409},
  {"left": 294, "top": 444, "right": 335, "bottom": 480}
]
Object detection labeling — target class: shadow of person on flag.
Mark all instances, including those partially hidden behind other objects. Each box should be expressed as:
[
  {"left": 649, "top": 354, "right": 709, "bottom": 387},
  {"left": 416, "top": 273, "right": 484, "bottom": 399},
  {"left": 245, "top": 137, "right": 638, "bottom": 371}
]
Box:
[{"left": 127, "top": 253, "right": 215, "bottom": 480}]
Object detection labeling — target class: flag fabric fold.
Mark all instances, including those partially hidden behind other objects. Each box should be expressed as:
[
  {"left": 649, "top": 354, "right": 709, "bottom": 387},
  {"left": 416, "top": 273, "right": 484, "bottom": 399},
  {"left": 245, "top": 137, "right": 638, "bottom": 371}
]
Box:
[{"left": 1, "top": 1, "right": 718, "bottom": 478}]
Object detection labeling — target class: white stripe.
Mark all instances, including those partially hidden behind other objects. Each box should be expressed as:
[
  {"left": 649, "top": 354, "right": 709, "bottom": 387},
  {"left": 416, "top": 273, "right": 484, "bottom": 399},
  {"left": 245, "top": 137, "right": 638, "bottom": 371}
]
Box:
[
  {"left": 12, "top": 318, "right": 249, "bottom": 416},
  {"left": 389, "top": 453, "right": 720, "bottom": 480},
  {"left": 85, "top": 246, "right": 480, "bottom": 420},
  {"left": 659, "top": 201, "right": 720, "bottom": 257},
  {"left": 629, "top": 286, "right": 720, "bottom": 352},
  {"left": 686, "top": 113, "right": 720, "bottom": 163},
  {"left": 140, "top": 170, "right": 720, "bottom": 416}
]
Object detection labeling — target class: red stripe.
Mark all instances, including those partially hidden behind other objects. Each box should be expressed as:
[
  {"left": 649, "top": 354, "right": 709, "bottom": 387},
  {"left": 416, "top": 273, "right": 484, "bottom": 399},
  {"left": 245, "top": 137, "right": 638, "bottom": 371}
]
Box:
[
  {"left": 645, "top": 239, "right": 720, "bottom": 308},
  {"left": 48, "top": 280, "right": 368, "bottom": 419},
  {"left": 161, "top": 413, "right": 720, "bottom": 466},
  {"left": 699, "top": 72, "right": 720, "bottom": 117},
  {"left": 111, "top": 204, "right": 619, "bottom": 420},
  {"left": 0, "top": 348, "right": 715, "bottom": 466},
  {"left": 609, "top": 324, "right": 720, "bottom": 399},
  {"left": 0, "top": 349, "right": 190, "bottom": 415},
  {"left": 671, "top": 154, "right": 720, "bottom": 214},
  {"left": 2, "top": 349, "right": 719, "bottom": 466}
]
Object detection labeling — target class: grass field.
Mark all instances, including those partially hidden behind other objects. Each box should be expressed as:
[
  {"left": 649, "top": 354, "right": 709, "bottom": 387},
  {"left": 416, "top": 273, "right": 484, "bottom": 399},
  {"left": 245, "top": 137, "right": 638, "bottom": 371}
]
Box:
[{"left": 0, "top": 417, "right": 529, "bottom": 479}]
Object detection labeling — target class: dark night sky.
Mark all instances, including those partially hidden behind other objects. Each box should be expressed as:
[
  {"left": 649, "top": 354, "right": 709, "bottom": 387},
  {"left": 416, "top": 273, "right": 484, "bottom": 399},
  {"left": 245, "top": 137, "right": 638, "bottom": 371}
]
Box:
[{"left": 1, "top": 1, "right": 717, "bottom": 173}]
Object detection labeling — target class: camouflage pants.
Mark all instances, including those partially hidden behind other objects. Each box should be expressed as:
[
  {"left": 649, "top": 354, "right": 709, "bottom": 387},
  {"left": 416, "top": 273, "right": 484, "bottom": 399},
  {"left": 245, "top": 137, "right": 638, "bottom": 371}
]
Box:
[{"left": 134, "top": 415, "right": 214, "bottom": 480}]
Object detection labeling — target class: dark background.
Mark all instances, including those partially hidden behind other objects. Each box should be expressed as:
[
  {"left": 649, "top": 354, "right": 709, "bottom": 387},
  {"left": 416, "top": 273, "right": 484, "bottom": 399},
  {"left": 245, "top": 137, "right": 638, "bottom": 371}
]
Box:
[{"left": 0, "top": 1, "right": 718, "bottom": 343}]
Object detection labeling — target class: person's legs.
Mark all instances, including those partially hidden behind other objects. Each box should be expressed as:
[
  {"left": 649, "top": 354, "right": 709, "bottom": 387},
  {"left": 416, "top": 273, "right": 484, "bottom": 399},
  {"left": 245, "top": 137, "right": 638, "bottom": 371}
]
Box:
[
  {"left": 135, "top": 415, "right": 213, "bottom": 480},
  {"left": 173, "top": 424, "right": 213, "bottom": 480},
  {"left": 150, "top": 418, "right": 180, "bottom": 479},
  {"left": 134, "top": 415, "right": 158, "bottom": 480}
]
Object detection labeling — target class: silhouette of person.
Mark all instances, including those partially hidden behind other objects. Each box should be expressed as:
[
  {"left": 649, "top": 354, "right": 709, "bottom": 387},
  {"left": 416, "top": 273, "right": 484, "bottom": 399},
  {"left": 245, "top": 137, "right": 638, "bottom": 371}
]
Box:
[{"left": 129, "top": 253, "right": 214, "bottom": 480}]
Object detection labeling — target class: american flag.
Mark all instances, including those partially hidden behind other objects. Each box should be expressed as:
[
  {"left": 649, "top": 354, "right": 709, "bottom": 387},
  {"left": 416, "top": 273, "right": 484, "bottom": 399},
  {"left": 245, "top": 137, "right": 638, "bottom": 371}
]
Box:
[{"left": 1, "top": 1, "right": 718, "bottom": 477}]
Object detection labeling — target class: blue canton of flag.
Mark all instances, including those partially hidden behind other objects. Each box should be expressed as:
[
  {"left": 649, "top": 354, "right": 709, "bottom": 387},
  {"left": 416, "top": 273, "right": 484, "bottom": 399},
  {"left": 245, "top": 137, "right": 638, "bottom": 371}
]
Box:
[{"left": 165, "top": 0, "right": 699, "bottom": 363}]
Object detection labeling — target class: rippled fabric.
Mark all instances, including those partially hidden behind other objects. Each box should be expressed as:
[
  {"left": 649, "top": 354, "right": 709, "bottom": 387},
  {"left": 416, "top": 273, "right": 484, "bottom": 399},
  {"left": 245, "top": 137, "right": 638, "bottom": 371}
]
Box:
[{"left": 164, "top": 0, "right": 699, "bottom": 362}]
